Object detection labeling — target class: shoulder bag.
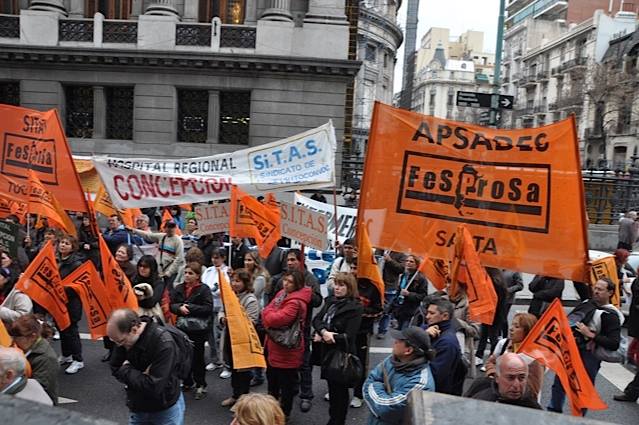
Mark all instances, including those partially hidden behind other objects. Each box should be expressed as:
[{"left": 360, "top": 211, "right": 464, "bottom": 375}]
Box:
[{"left": 265, "top": 301, "right": 303, "bottom": 348}]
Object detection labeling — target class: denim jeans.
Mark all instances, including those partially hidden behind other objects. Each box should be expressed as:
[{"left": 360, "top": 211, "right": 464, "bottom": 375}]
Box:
[
  {"left": 548, "top": 348, "right": 600, "bottom": 415},
  {"left": 129, "top": 393, "right": 184, "bottom": 425},
  {"left": 377, "top": 291, "right": 396, "bottom": 334},
  {"left": 299, "top": 339, "right": 314, "bottom": 400}
]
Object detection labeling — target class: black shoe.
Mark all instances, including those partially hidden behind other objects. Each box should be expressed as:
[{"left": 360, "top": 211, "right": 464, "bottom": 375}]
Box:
[
  {"left": 613, "top": 393, "right": 637, "bottom": 402},
  {"left": 101, "top": 351, "right": 112, "bottom": 362},
  {"left": 300, "top": 399, "right": 312, "bottom": 412}
]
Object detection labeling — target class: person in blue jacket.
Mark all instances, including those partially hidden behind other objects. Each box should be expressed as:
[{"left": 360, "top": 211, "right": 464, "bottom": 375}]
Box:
[{"left": 363, "top": 326, "right": 435, "bottom": 425}]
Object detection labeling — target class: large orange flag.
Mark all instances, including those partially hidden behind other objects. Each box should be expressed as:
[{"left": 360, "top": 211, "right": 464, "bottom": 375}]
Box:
[
  {"left": 419, "top": 256, "right": 449, "bottom": 291},
  {"left": 120, "top": 208, "right": 142, "bottom": 228},
  {"left": 230, "top": 186, "right": 280, "bottom": 258},
  {"left": 518, "top": 299, "right": 607, "bottom": 415},
  {"left": 356, "top": 225, "right": 385, "bottom": 303},
  {"left": 98, "top": 234, "right": 138, "bottom": 310},
  {"left": 94, "top": 185, "right": 118, "bottom": 218},
  {"left": 219, "top": 269, "right": 266, "bottom": 369},
  {"left": 27, "top": 170, "right": 77, "bottom": 237},
  {"left": 451, "top": 225, "right": 497, "bottom": 325},
  {"left": 15, "top": 241, "right": 70, "bottom": 330},
  {"left": 161, "top": 208, "right": 182, "bottom": 235},
  {"left": 61, "top": 261, "right": 113, "bottom": 339},
  {"left": 0, "top": 320, "right": 12, "bottom": 347},
  {"left": 590, "top": 256, "right": 621, "bottom": 307}
]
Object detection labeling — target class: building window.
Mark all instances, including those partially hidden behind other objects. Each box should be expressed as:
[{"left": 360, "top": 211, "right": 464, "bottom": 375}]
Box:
[
  {"left": 429, "top": 92, "right": 436, "bottom": 107},
  {"left": 365, "top": 44, "right": 377, "bottom": 62},
  {"left": 106, "top": 86, "right": 133, "bottom": 140},
  {"left": 199, "top": 0, "right": 245, "bottom": 24},
  {"left": 383, "top": 53, "right": 389, "bottom": 68},
  {"left": 65, "top": 86, "right": 94, "bottom": 139},
  {"left": 447, "top": 92, "right": 453, "bottom": 106},
  {"left": 0, "top": 81, "right": 19, "bottom": 106},
  {"left": 85, "top": 0, "right": 131, "bottom": 19},
  {"left": 219, "top": 91, "right": 250, "bottom": 145},
  {"left": 178, "top": 89, "right": 209, "bottom": 143},
  {"left": 0, "top": 0, "right": 19, "bottom": 14}
]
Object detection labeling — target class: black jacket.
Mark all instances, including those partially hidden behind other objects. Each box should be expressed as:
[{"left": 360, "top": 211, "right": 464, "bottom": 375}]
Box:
[
  {"left": 78, "top": 225, "right": 100, "bottom": 267},
  {"left": 357, "top": 278, "right": 383, "bottom": 334},
  {"left": 629, "top": 278, "right": 639, "bottom": 338},
  {"left": 313, "top": 296, "right": 363, "bottom": 357},
  {"left": 467, "top": 378, "right": 542, "bottom": 410},
  {"left": 58, "top": 253, "right": 84, "bottom": 323},
  {"left": 132, "top": 273, "right": 166, "bottom": 310},
  {"left": 390, "top": 271, "right": 428, "bottom": 320},
  {"left": 382, "top": 251, "right": 405, "bottom": 292},
  {"left": 528, "top": 275, "right": 564, "bottom": 317},
  {"left": 230, "top": 242, "right": 251, "bottom": 270},
  {"left": 170, "top": 283, "right": 213, "bottom": 328},
  {"left": 110, "top": 317, "right": 181, "bottom": 412}
]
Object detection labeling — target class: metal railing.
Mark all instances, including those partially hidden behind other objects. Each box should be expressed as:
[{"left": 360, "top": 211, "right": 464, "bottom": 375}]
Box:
[
  {"left": 103, "top": 20, "right": 137, "bottom": 43},
  {"left": 220, "top": 25, "right": 256, "bottom": 48},
  {"left": 0, "top": 14, "right": 19, "bottom": 38},
  {"left": 583, "top": 170, "right": 639, "bottom": 224},
  {"left": 59, "top": 19, "right": 94, "bottom": 42},
  {"left": 176, "top": 23, "right": 211, "bottom": 46}
]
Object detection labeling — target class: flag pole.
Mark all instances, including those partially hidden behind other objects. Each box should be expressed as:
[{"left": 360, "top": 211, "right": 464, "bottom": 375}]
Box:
[{"left": 332, "top": 187, "right": 339, "bottom": 254}]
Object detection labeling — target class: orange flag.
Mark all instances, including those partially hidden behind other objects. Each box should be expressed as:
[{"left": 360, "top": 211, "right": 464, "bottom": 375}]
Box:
[
  {"left": 356, "top": 225, "right": 385, "bottom": 303},
  {"left": 219, "top": 269, "right": 266, "bottom": 369},
  {"left": 162, "top": 208, "right": 182, "bottom": 235},
  {"left": 15, "top": 240, "right": 70, "bottom": 330},
  {"left": 94, "top": 185, "right": 118, "bottom": 218},
  {"left": 450, "top": 225, "right": 497, "bottom": 325},
  {"left": 61, "top": 261, "right": 113, "bottom": 339},
  {"left": 120, "top": 208, "right": 142, "bottom": 228},
  {"left": 179, "top": 204, "right": 192, "bottom": 211},
  {"left": 518, "top": 299, "right": 607, "bottom": 415},
  {"left": 98, "top": 234, "right": 138, "bottom": 310},
  {"left": 85, "top": 195, "right": 101, "bottom": 236},
  {"left": 27, "top": 170, "right": 77, "bottom": 237},
  {"left": 0, "top": 320, "right": 12, "bottom": 347},
  {"left": 590, "top": 257, "right": 621, "bottom": 307},
  {"left": 230, "top": 186, "right": 280, "bottom": 258},
  {"left": 419, "top": 256, "right": 449, "bottom": 291}
]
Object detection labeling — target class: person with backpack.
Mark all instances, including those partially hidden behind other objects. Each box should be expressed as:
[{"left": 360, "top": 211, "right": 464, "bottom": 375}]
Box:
[
  {"left": 170, "top": 262, "right": 213, "bottom": 401},
  {"left": 325, "top": 238, "right": 357, "bottom": 293},
  {"left": 547, "top": 277, "right": 624, "bottom": 415},
  {"left": 422, "top": 298, "right": 465, "bottom": 395},
  {"left": 107, "top": 308, "right": 186, "bottom": 425}
]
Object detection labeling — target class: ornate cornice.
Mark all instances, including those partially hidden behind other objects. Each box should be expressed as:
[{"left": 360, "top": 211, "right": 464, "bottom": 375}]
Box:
[
  {"left": 359, "top": 8, "right": 403, "bottom": 49},
  {"left": 0, "top": 45, "right": 361, "bottom": 77}
]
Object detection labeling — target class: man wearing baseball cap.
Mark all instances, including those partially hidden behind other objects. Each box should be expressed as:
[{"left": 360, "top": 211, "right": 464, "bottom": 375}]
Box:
[{"left": 363, "top": 326, "right": 435, "bottom": 425}]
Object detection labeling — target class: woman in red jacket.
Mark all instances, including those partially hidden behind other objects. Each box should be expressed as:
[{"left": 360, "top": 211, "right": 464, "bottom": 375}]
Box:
[{"left": 261, "top": 270, "right": 312, "bottom": 419}]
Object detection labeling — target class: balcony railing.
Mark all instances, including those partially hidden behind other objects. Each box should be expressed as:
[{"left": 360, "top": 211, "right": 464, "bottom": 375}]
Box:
[
  {"left": 537, "top": 69, "right": 549, "bottom": 80},
  {"left": 176, "top": 23, "right": 211, "bottom": 46},
  {"left": 560, "top": 56, "right": 587, "bottom": 72},
  {"left": 557, "top": 94, "right": 583, "bottom": 109},
  {"left": 0, "top": 15, "right": 19, "bottom": 38},
  {"left": 59, "top": 19, "right": 94, "bottom": 42},
  {"left": 103, "top": 20, "right": 137, "bottom": 43},
  {"left": 519, "top": 74, "right": 537, "bottom": 86},
  {"left": 220, "top": 25, "right": 256, "bottom": 48}
]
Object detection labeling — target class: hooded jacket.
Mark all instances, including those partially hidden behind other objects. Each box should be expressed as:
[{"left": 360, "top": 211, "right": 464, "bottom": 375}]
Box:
[
  {"left": 26, "top": 337, "right": 59, "bottom": 405},
  {"left": 262, "top": 286, "right": 311, "bottom": 369}
]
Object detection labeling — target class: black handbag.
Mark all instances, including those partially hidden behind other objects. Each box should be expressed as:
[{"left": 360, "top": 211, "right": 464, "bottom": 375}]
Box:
[
  {"left": 176, "top": 316, "right": 211, "bottom": 333},
  {"left": 320, "top": 337, "right": 363, "bottom": 388},
  {"left": 265, "top": 303, "right": 302, "bottom": 348}
]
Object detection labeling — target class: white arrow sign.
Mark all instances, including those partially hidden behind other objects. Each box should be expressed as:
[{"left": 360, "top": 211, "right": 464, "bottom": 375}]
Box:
[{"left": 500, "top": 97, "right": 512, "bottom": 108}]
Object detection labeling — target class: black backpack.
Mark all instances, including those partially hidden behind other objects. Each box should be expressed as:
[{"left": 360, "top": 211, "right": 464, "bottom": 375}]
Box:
[{"left": 152, "top": 317, "right": 194, "bottom": 381}]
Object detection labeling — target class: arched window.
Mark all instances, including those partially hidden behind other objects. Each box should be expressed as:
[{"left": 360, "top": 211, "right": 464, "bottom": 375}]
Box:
[
  {"left": 86, "top": 0, "right": 131, "bottom": 19},
  {"left": 199, "top": 0, "right": 245, "bottom": 24}
]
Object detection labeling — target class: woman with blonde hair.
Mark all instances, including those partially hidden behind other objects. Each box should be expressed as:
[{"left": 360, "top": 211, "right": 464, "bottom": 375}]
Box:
[
  {"left": 231, "top": 393, "right": 285, "bottom": 425},
  {"left": 243, "top": 251, "right": 270, "bottom": 308}
]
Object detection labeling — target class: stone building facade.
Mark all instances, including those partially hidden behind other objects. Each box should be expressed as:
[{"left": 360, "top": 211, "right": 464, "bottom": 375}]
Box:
[{"left": 0, "top": 0, "right": 360, "bottom": 182}]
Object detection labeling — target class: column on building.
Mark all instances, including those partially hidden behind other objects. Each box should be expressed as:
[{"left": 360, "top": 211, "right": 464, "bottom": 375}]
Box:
[
  {"left": 260, "top": 0, "right": 293, "bottom": 22},
  {"left": 28, "top": 0, "right": 67, "bottom": 15},
  {"left": 145, "top": 0, "right": 180, "bottom": 17},
  {"left": 304, "top": 0, "right": 348, "bottom": 23},
  {"left": 207, "top": 90, "right": 220, "bottom": 143},
  {"left": 93, "top": 86, "right": 106, "bottom": 139}
]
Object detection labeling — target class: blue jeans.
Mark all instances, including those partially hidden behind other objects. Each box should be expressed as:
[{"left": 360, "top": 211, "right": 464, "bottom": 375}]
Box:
[
  {"left": 377, "top": 291, "right": 396, "bottom": 334},
  {"left": 548, "top": 348, "right": 600, "bottom": 415},
  {"left": 129, "top": 393, "right": 184, "bottom": 425}
]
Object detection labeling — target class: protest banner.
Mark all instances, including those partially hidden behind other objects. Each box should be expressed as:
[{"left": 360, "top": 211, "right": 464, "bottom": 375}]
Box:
[
  {"left": 293, "top": 193, "right": 357, "bottom": 245},
  {"left": 0, "top": 105, "right": 88, "bottom": 212},
  {"left": 0, "top": 220, "right": 19, "bottom": 258},
  {"left": 219, "top": 269, "right": 266, "bottom": 369},
  {"left": 518, "top": 299, "right": 607, "bottom": 416},
  {"left": 62, "top": 261, "right": 112, "bottom": 339},
  {"left": 358, "top": 102, "right": 589, "bottom": 282},
  {"left": 0, "top": 198, "right": 26, "bottom": 222},
  {"left": 357, "top": 225, "right": 385, "bottom": 302},
  {"left": 419, "top": 255, "right": 449, "bottom": 291},
  {"left": 99, "top": 235, "right": 138, "bottom": 310},
  {"left": 451, "top": 225, "right": 497, "bottom": 325},
  {"left": 230, "top": 186, "right": 280, "bottom": 258},
  {"left": 27, "top": 170, "right": 77, "bottom": 236},
  {"left": 590, "top": 256, "right": 621, "bottom": 307},
  {"left": 15, "top": 241, "right": 70, "bottom": 330},
  {"left": 194, "top": 203, "right": 231, "bottom": 234},
  {"left": 93, "top": 122, "right": 337, "bottom": 209},
  {"left": 280, "top": 201, "right": 329, "bottom": 251}
]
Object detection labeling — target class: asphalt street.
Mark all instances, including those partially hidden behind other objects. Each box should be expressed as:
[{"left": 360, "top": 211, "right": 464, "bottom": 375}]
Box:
[{"left": 50, "top": 306, "right": 639, "bottom": 425}]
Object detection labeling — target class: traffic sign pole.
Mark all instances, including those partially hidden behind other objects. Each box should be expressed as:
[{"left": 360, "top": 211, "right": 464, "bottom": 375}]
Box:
[{"left": 489, "top": 0, "right": 506, "bottom": 127}]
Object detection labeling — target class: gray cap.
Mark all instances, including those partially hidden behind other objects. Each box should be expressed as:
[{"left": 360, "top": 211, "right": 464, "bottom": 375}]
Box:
[{"left": 389, "top": 326, "right": 432, "bottom": 354}]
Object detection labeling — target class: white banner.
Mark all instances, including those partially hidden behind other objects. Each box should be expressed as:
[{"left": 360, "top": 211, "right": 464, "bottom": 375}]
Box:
[
  {"left": 293, "top": 193, "right": 357, "bottom": 245},
  {"left": 93, "top": 122, "right": 336, "bottom": 209},
  {"left": 193, "top": 200, "right": 330, "bottom": 251},
  {"left": 280, "top": 201, "right": 329, "bottom": 251}
]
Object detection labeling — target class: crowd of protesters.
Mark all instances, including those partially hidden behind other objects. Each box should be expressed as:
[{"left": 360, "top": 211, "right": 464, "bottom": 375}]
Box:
[{"left": 0, "top": 205, "right": 638, "bottom": 425}]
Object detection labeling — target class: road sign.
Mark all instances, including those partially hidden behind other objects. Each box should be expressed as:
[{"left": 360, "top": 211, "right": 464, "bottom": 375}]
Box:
[{"left": 456, "top": 91, "right": 514, "bottom": 110}]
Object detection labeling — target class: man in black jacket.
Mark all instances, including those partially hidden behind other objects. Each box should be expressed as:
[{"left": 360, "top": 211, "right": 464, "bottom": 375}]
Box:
[
  {"left": 108, "top": 309, "right": 185, "bottom": 425},
  {"left": 527, "top": 275, "right": 564, "bottom": 318},
  {"left": 548, "top": 278, "right": 623, "bottom": 414}
]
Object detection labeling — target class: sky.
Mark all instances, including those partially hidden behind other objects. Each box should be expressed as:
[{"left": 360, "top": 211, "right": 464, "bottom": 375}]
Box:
[{"left": 393, "top": 0, "right": 501, "bottom": 93}]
